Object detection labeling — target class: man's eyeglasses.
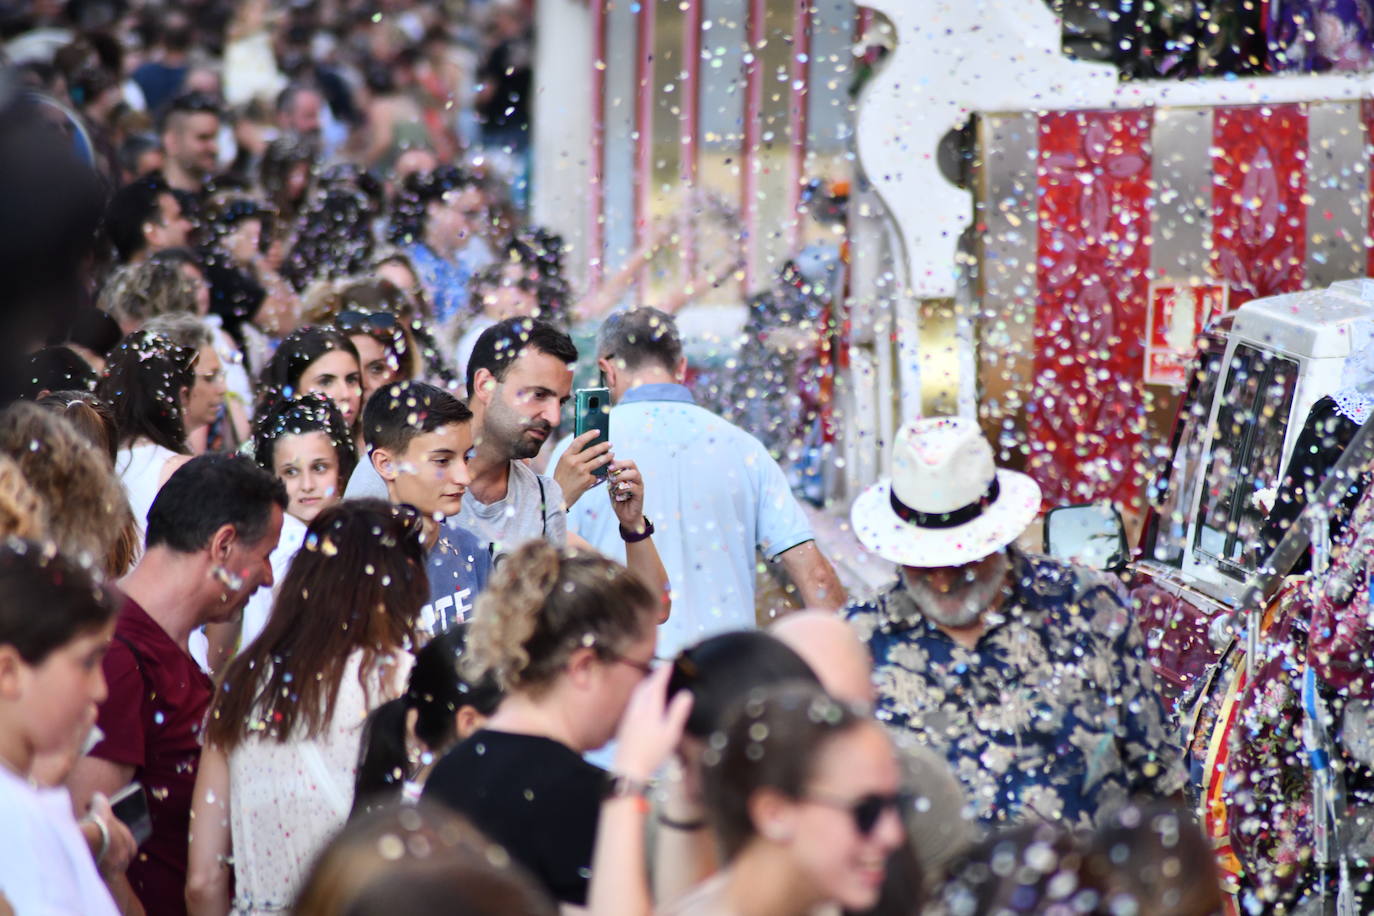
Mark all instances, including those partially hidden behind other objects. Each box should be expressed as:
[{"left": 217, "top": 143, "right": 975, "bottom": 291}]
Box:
[{"left": 804, "top": 790, "right": 910, "bottom": 837}]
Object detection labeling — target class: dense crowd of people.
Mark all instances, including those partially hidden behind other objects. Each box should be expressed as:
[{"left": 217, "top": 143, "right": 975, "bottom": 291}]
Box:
[{"left": 0, "top": 1, "right": 1238, "bottom": 914}]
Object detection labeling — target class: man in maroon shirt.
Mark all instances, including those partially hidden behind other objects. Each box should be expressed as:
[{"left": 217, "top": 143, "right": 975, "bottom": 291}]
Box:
[{"left": 69, "top": 455, "right": 285, "bottom": 916}]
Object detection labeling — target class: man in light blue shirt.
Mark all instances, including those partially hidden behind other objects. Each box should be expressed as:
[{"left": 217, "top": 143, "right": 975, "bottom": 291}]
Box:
[{"left": 550, "top": 307, "right": 845, "bottom": 657}]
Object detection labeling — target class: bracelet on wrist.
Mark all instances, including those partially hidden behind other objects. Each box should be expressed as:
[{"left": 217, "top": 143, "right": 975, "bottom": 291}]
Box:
[
  {"left": 657, "top": 813, "right": 708, "bottom": 831},
  {"left": 86, "top": 814, "right": 111, "bottom": 863},
  {"left": 619, "top": 515, "right": 655, "bottom": 543}
]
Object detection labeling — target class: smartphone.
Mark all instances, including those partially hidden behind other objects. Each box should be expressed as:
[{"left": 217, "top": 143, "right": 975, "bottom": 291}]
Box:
[
  {"left": 574, "top": 387, "right": 612, "bottom": 480},
  {"left": 110, "top": 781, "right": 153, "bottom": 847}
]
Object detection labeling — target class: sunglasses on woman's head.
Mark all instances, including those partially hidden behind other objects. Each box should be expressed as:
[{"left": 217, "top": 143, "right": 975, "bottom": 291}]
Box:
[
  {"left": 337, "top": 309, "right": 399, "bottom": 333},
  {"left": 804, "top": 790, "right": 910, "bottom": 837}
]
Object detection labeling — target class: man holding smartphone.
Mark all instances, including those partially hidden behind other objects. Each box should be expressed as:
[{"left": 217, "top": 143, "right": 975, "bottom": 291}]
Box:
[{"left": 550, "top": 307, "right": 846, "bottom": 658}]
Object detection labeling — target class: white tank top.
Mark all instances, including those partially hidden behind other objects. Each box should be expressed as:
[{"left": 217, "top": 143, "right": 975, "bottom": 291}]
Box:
[{"left": 116, "top": 441, "right": 181, "bottom": 533}]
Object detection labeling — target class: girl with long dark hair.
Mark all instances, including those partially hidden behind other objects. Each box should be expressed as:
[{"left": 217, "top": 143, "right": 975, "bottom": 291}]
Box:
[
  {"left": 257, "top": 326, "right": 364, "bottom": 440},
  {"left": 97, "top": 330, "right": 197, "bottom": 533},
  {"left": 186, "top": 500, "right": 427, "bottom": 915}
]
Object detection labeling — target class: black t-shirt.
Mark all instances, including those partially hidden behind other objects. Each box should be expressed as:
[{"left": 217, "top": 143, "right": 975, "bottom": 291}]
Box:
[{"left": 423, "top": 729, "right": 607, "bottom": 905}]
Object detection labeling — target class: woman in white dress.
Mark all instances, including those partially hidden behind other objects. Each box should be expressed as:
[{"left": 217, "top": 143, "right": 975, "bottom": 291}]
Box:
[
  {"left": 186, "top": 500, "right": 427, "bottom": 916},
  {"left": 97, "top": 330, "right": 198, "bottom": 534}
]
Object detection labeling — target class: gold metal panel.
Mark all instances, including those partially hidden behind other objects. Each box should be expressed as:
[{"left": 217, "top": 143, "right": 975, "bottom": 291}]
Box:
[
  {"left": 1150, "top": 107, "right": 1213, "bottom": 284},
  {"left": 975, "top": 111, "right": 1039, "bottom": 468},
  {"left": 1306, "top": 101, "right": 1368, "bottom": 288}
]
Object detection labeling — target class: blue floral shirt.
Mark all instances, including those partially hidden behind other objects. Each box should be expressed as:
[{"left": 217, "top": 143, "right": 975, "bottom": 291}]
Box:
[
  {"left": 847, "top": 551, "right": 1186, "bottom": 830},
  {"left": 406, "top": 241, "right": 473, "bottom": 327}
]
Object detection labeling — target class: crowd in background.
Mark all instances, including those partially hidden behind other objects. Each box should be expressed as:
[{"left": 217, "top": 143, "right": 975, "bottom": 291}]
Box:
[{"left": 0, "top": 0, "right": 1235, "bottom": 914}]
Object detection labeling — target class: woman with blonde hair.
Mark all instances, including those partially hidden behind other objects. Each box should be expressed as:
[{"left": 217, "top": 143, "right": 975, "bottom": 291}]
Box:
[
  {"left": 423, "top": 541, "right": 662, "bottom": 907},
  {"left": 0, "top": 402, "right": 139, "bottom": 577},
  {"left": 98, "top": 259, "right": 201, "bottom": 335},
  {"left": 0, "top": 455, "right": 43, "bottom": 542}
]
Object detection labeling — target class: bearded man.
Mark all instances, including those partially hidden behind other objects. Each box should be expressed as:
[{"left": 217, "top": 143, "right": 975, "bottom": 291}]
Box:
[{"left": 845, "top": 418, "right": 1185, "bottom": 830}]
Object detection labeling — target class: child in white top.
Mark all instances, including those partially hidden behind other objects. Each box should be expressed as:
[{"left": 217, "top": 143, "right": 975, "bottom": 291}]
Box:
[{"left": 0, "top": 544, "right": 133, "bottom": 915}]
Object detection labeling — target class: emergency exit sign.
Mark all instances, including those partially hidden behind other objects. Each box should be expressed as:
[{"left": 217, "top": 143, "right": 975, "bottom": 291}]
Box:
[{"left": 1144, "top": 281, "right": 1230, "bottom": 386}]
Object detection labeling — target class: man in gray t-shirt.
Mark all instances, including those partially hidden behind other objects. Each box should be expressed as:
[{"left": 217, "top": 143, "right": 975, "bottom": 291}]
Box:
[
  {"left": 462, "top": 318, "right": 575, "bottom": 559},
  {"left": 455, "top": 457, "right": 567, "bottom": 558}
]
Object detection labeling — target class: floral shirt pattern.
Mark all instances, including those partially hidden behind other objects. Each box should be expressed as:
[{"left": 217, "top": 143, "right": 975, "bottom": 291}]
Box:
[{"left": 847, "top": 551, "right": 1187, "bottom": 831}]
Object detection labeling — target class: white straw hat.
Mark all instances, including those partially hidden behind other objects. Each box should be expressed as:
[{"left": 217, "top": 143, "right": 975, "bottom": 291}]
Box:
[{"left": 851, "top": 417, "right": 1042, "bottom": 568}]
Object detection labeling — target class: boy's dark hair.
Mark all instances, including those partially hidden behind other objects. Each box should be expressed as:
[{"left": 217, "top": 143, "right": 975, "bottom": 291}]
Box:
[
  {"left": 145, "top": 453, "right": 287, "bottom": 553},
  {"left": 105, "top": 173, "right": 171, "bottom": 262},
  {"left": 0, "top": 542, "right": 118, "bottom": 664},
  {"left": 362, "top": 381, "right": 471, "bottom": 455},
  {"left": 464, "top": 317, "right": 577, "bottom": 397},
  {"left": 665, "top": 631, "right": 820, "bottom": 739},
  {"left": 595, "top": 306, "right": 683, "bottom": 374}
]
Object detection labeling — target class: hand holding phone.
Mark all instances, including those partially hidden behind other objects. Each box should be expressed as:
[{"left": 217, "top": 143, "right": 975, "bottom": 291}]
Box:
[
  {"left": 573, "top": 387, "right": 613, "bottom": 481},
  {"left": 110, "top": 781, "right": 153, "bottom": 847}
]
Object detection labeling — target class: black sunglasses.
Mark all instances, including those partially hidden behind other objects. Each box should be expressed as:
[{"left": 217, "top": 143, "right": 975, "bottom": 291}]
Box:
[
  {"left": 337, "top": 309, "right": 400, "bottom": 333},
  {"left": 804, "top": 790, "right": 910, "bottom": 837}
]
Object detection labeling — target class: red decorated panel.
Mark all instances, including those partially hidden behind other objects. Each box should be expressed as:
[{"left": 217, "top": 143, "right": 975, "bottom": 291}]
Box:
[
  {"left": 1027, "top": 109, "right": 1153, "bottom": 508},
  {"left": 1365, "top": 99, "right": 1374, "bottom": 279},
  {"left": 1211, "top": 104, "right": 1308, "bottom": 307}
]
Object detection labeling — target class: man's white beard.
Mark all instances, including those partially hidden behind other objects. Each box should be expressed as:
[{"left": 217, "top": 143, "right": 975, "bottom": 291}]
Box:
[{"left": 901, "top": 552, "right": 1010, "bottom": 630}]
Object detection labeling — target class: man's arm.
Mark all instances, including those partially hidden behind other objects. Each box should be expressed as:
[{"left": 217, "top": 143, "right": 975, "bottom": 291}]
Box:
[
  {"left": 567, "top": 529, "right": 671, "bottom": 624},
  {"left": 776, "top": 540, "right": 846, "bottom": 611}
]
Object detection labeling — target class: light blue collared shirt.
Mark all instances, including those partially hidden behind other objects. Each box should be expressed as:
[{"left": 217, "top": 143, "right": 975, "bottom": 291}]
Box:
[{"left": 551, "top": 382, "right": 815, "bottom": 656}]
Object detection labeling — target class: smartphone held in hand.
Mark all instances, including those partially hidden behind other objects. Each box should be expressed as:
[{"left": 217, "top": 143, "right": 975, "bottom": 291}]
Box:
[{"left": 574, "top": 387, "right": 612, "bottom": 480}]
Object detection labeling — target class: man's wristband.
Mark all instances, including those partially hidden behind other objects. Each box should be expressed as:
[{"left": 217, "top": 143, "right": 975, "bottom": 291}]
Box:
[{"left": 620, "top": 516, "right": 655, "bottom": 543}]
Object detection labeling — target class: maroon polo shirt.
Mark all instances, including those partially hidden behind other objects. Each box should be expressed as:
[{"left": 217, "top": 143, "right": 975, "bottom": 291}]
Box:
[{"left": 90, "top": 595, "right": 212, "bottom": 916}]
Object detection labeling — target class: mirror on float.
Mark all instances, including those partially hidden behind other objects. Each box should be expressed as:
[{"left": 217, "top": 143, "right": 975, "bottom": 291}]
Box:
[{"left": 1043, "top": 503, "right": 1128, "bottom": 572}]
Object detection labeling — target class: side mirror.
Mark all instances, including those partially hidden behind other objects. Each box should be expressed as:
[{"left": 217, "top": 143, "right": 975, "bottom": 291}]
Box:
[{"left": 1043, "top": 503, "right": 1128, "bottom": 572}]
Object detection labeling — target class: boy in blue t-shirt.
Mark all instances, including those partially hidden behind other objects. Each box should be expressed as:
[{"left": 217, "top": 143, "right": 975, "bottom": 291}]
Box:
[{"left": 363, "top": 380, "right": 491, "bottom": 640}]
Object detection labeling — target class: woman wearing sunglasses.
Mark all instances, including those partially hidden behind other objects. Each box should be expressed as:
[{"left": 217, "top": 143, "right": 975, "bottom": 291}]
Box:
[
  {"left": 186, "top": 500, "right": 426, "bottom": 916},
  {"left": 671, "top": 683, "right": 908, "bottom": 916},
  {"left": 422, "top": 539, "right": 661, "bottom": 908}
]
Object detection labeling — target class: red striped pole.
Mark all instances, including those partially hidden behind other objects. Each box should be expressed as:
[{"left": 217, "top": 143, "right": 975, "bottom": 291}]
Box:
[
  {"left": 681, "top": 0, "right": 703, "bottom": 278},
  {"left": 787, "top": 0, "right": 812, "bottom": 254},
  {"left": 634, "top": 0, "right": 657, "bottom": 300},
  {"left": 588, "top": 0, "right": 607, "bottom": 291},
  {"left": 741, "top": 0, "right": 766, "bottom": 293}
]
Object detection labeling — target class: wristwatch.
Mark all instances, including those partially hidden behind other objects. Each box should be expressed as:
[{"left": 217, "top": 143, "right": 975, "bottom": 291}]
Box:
[
  {"left": 620, "top": 516, "right": 655, "bottom": 543},
  {"left": 604, "top": 772, "right": 651, "bottom": 800}
]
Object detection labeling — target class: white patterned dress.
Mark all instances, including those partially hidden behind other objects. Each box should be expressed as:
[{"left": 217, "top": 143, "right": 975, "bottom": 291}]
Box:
[{"left": 226, "top": 648, "right": 412, "bottom": 914}]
